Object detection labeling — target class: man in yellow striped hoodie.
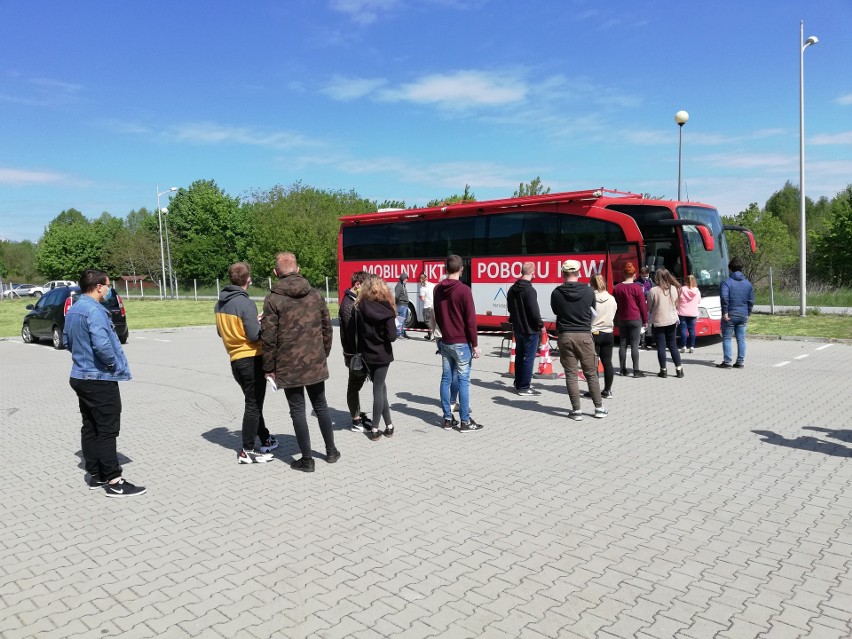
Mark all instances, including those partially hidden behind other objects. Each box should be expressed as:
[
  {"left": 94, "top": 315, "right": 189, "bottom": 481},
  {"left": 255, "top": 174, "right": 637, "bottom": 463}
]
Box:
[{"left": 215, "top": 262, "right": 278, "bottom": 463}]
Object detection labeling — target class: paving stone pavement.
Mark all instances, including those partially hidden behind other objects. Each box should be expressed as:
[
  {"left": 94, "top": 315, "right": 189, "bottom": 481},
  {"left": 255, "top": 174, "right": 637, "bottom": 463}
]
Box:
[{"left": 1, "top": 326, "right": 851, "bottom": 639}]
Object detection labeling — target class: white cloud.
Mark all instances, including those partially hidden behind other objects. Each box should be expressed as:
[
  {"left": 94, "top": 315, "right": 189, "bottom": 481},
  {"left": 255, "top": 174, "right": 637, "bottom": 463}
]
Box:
[
  {"left": 321, "top": 75, "right": 388, "bottom": 101},
  {"left": 168, "top": 122, "right": 320, "bottom": 149},
  {"left": 330, "top": 0, "right": 400, "bottom": 25},
  {"left": 811, "top": 131, "right": 852, "bottom": 145},
  {"left": 699, "top": 153, "right": 795, "bottom": 170},
  {"left": 0, "top": 167, "right": 72, "bottom": 185},
  {"left": 377, "top": 70, "right": 527, "bottom": 107},
  {"left": 835, "top": 94, "right": 852, "bottom": 106}
]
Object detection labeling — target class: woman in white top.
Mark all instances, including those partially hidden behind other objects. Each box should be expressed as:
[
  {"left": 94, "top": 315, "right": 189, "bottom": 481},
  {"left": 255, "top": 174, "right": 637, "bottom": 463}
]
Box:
[
  {"left": 646, "top": 268, "right": 683, "bottom": 378},
  {"left": 589, "top": 274, "right": 617, "bottom": 398}
]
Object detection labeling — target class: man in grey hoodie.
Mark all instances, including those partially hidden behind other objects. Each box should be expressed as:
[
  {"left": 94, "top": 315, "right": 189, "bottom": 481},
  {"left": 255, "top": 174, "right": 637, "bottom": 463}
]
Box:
[
  {"left": 394, "top": 271, "right": 410, "bottom": 338},
  {"left": 550, "top": 260, "right": 608, "bottom": 420}
]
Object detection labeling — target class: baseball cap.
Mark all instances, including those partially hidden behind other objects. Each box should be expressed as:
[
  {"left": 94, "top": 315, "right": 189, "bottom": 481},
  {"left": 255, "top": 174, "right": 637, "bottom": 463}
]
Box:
[{"left": 561, "top": 259, "right": 581, "bottom": 273}]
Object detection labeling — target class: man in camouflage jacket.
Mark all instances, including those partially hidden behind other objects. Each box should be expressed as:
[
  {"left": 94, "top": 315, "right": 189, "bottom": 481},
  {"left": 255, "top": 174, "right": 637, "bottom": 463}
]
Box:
[{"left": 262, "top": 252, "right": 338, "bottom": 472}]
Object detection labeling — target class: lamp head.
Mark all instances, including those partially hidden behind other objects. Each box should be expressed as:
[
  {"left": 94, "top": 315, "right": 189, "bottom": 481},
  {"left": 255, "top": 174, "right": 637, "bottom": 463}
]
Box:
[
  {"left": 804, "top": 35, "right": 819, "bottom": 48},
  {"left": 675, "top": 110, "right": 689, "bottom": 126},
  {"left": 160, "top": 208, "right": 169, "bottom": 214},
  {"left": 168, "top": 186, "right": 178, "bottom": 192}
]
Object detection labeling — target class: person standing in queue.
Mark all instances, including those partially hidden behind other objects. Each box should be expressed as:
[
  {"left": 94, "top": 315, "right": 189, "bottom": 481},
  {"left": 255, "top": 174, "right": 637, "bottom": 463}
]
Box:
[
  {"left": 433, "top": 255, "right": 483, "bottom": 432},
  {"left": 677, "top": 274, "right": 702, "bottom": 354},
  {"left": 717, "top": 257, "right": 754, "bottom": 369},
  {"left": 394, "top": 271, "right": 410, "bottom": 339},
  {"left": 64, "top": 269, "right": 145, "bottom": 497},
  {"left": 339, "top": 270, "right": 372, "bottom": 432},
  {"left": 355, "top": 275, "right": 398, "bottom": 441},
  {"left": 647, "top": 268, "right": 684, "bottom": 378},
  {"left": 613, "top": 263, "right": 648, "bottom": 378},
  {"left": 587, "top": 273, "right": 617, "bottom": 399},
  {"left": 507, "top": 261, "right": 545, "bottom": 396},
  {"left": 551, "top": 260, "right": 607, "bottom": 421},
  {"left": 262, "top": 252, "right": 338, "bottom": 472}
]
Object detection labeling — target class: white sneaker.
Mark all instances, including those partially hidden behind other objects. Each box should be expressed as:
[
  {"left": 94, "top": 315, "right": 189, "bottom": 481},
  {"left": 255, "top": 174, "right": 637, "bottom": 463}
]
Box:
[
  {"left": 688, "top": 348, "right": 694, "bottom": 354},
  {"left": 568, "top": 410, "right": 584, "bottom": 421},
  {"left": 594, "top": 407, "right": 608, "bottom": 419},
  {"left": 238, "top": 449, "right": 273, "bottom": 464}
]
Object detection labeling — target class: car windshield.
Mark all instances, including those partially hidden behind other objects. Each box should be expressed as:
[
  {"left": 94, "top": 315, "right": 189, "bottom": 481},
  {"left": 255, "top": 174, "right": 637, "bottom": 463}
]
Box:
[{"left": 678, "top": 206, "right": 728, "bottom": 297}]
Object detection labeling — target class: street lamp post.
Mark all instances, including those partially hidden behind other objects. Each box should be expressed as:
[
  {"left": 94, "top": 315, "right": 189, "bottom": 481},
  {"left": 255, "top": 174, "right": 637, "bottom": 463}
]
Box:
[
  {"left": 675, "top": 110, "right": 689, "bottom": 201},
  {"left": 799, "top": 21, "right": 818, "bottom": 317},
  {"left": 162, "top": 207, "right": 176, "bottom": 298},
  {"left": 156, "top": 186, "right": 178, "bottom": 300}
]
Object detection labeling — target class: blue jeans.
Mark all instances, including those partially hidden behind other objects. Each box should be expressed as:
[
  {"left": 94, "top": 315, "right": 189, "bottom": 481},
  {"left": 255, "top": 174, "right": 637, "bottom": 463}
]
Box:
[
  {"left": 440, "top": 342, "right": 472, "bottom": 422},
  {"left": 722, "top": 315, "right": 748, "bottom": 364},
  {"left": 396, "top": 304, "right": 409, "bottom": 336},
  {"left": 678, "top": 316, "right": 697, "bottom": 349},
  {"left": 514, "top": 333, "right": 539, "bottom": 391}
]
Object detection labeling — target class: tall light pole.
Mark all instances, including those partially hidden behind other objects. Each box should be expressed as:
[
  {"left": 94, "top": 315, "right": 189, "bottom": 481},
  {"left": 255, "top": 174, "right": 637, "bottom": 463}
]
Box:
[
  {"left": 675, "top": 110, "right": 689, "bottom": 201},
  {"left": 156, "top": 186, "right": 178, "bottom": 299},
  {"left": 162, "top": 207, "right": 175, "bottom": 298},
  {"left": 799, "top": 22, "right": 818, "bottom": 317}
]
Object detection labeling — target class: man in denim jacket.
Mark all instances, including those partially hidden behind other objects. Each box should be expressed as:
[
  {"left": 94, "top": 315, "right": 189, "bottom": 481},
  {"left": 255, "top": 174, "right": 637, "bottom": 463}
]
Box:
[{"left": 64, "top": 269, "right": 145, "bottom": 497}]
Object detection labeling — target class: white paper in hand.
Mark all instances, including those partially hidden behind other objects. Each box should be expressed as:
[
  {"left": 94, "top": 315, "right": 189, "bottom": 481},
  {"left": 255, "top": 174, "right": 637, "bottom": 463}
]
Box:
[{"left": 267, "top": 377, "right": 278, "bottom": 392}]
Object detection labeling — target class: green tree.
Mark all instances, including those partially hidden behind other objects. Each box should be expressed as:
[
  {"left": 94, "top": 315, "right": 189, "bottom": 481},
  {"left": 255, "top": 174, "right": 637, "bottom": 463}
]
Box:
[
  {"left": 764, "top": 180, "right": 816, "bottom": 237},
  {"left": 377, "top": 199, "right": 407, "bottom": 210},
  {"left": 245, "top": 181, "right": 375, "bottom": 286},
  {"left": 723, "top": 203, "right": 797, "bottom": 285},
  {"left": 35, "top": 209, "right": 119, "bottom": 279},
  {"left": 104, "top": 208, "right": 162, "bottom": 282},
  {"left": 426, "top": 185, "right": 476, "bottom": 207},
  {"left": 165, "top": 180, "right": 249, "bottom": 281},
  {"left": 811, "top": 185, "right": 852, "bottom": 286},
  {"left": 0, "top": 240, "right": 39, "bottom": 281},
  {"left": 512, "top": 177, "right": 550, "bottom": 198}
]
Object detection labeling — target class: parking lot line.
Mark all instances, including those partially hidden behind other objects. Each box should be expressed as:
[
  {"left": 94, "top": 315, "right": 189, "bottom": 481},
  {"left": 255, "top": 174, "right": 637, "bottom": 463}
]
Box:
[
  {"left": 794, "top": 354, "right": 809, "bottom": 360},
  {"left": 775, "top": 361, "right": 791, "bottom": 367}
]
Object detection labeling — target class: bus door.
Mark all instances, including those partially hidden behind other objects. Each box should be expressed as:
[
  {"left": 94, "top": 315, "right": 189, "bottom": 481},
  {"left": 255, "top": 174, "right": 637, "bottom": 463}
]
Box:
[
  {"left": 606, "top": 242, "right": 641, "bottom": 289},
  {"left": 460, "top": 257, "right": 473, "bottom": 288}
]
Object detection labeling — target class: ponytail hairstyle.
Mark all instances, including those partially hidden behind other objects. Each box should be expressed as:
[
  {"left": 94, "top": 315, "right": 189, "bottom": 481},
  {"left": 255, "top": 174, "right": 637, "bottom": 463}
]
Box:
[
  {"left": 589, "top": 273, "right": 607, "bottom": 293},
  {"left": 686, "top": 274, "right": 697, "bottom": 289},
  {"left": 654, "top": 268, "right": 681, "bottom": 304}
]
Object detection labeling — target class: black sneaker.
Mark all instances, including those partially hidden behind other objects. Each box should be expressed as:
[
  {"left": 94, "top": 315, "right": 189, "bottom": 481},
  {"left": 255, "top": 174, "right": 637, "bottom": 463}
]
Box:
[
  {"left": 516, "top": 388, "right": 542, "bottom": 396},
  {"left": 676, "top": 367, "right": 685, "bottom": 378},
  {"left": 716, "top": 362, "right": 732, "bottom": 369},
  {"left": 733, "top": 362, "right": 744, "bottom": 368},
  {"left": 383, "top": 426, "right": 395, "bottom": 438},
  {"left": 441, "top": 418, "right": 456, "bottom": 430},
  {"left": 602, "top": 390, "right": 613, "bottom": 399},
  {"left": 291, "top": 457, "right": 315, "bottom": 472},
  {"left": 633, "top": 370, "right": 645, "bottom": 378},
  {"left": 619, "top": 368, "right": 629, "bottom": 376},
  {"left": 87, "top": 476, "right": 108, "bottom": 490},
  {"left": 325, "top": 449, "right": 341, "bottom": 464},
  {"left": 457, "top": 419, "right": 483, "bottom": 433},
  {"left": 366, "top": 429, "right": 382, "bottom": 441},
  {"left": 104, "top": 478, "right": 146, "bottom": 498}
]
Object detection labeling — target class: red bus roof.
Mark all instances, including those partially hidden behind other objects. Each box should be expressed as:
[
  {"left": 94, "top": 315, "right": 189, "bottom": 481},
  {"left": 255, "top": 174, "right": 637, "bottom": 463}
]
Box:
[{"left": 339, "top": 188, "right": 715, "bottom": 223}]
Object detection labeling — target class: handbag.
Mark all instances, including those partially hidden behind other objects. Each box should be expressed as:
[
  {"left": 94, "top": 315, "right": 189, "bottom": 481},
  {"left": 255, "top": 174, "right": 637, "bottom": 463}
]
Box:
[{"left": 349, "top": 307, "right": 368, "bottom": 377}]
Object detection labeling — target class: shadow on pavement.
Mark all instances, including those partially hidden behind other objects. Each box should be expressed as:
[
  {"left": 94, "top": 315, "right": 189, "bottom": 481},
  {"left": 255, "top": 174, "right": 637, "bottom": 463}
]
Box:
[
  {"left": 752, "top": 429, "right": 852, "bottom": 457},
  {"left": 390, "top": 402, "right": 443, "bottom": 429},
  {"left": 491, "top": 395, "right": 575, "bottom": 419},
  {"left": 395, "top": 391, "right": 440, "bottom": 408},
  {"left": 201, "top": 425, "right": 309, "bottom": 461},
  {"left": 802, "top": 426, "right": 852, "bottom": 444}
]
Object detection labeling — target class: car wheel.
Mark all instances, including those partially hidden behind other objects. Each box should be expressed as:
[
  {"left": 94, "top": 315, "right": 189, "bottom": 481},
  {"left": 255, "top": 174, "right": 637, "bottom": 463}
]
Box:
[
  {"left": 52, "top": 326, "right": 64, "bottom": 350},
  {"left": 22, "top": 323, "right": 36, "bottom": 344},
  {"left": 33, "top": 290, "right": 42, "bottom": 298},
  {"left": 119, "top": 333, "right": 128, "bottom": 344}
]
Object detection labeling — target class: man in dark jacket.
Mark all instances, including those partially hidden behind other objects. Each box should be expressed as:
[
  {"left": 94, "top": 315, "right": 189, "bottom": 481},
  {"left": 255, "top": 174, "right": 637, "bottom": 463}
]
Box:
[
  {"left": 506, "top": 262, "right": 544, "bottom": 396},
  {"left": 433, "top": 255, "right": 483, "bottom": 432},
  {"left": 394, "top": 272, "right": 410, "bottom": 339},
  {"left": 262, "top": 252, "right": 338, "bottom": 472},
  {"left": 338, "top": 270, "right": 372, "bottom": 432},
  {"left": 717, "top": 257, "right": 755, "bottom": 369},
  {"left": 550, "top": 260, "right": 607, "bottom": 420},
  {"left": 215, "top": 262, "right": 277, "bottom": 464}
]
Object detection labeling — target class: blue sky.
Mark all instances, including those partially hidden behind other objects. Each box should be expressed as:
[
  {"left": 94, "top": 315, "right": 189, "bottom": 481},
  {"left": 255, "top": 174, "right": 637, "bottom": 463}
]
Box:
[{"left": 1, "top": 0, "right": 850, "bottom": 241}]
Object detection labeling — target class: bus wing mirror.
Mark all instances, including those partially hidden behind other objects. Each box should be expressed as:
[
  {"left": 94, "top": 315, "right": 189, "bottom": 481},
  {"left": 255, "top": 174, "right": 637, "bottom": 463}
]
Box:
[
  {"left": 723, "top": 225, "right": 757, "bottom": 253},
  {"left": 695, "top": 225, "right": 715, "bottom": 252}
]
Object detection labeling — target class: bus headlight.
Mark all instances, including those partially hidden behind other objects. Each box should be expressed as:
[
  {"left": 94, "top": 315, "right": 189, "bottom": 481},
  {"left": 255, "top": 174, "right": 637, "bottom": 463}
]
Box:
[{"left": 698, "top": 307, "right": 710, "bottom": 318}]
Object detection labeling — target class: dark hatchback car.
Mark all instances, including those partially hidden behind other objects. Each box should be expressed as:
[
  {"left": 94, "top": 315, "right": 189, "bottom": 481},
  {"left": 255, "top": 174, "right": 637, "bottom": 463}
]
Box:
[{"left": 21, "top": 286, "right": 129, "bottom": 349}]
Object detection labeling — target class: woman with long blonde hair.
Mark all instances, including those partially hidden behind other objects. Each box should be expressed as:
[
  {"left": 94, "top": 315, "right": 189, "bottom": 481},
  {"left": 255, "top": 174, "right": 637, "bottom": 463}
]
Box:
[
  {"left": 647, "top": 268, "right": 683, "bottom": 378},
  {"left": 589, "top": 273, "right": 617, "bottom": 398},
  {"left": 677, "top": 274, "right": 702, "bottom": 353},
  {"left": 355, "top": 275, "right": 397, "bottom": 440}
]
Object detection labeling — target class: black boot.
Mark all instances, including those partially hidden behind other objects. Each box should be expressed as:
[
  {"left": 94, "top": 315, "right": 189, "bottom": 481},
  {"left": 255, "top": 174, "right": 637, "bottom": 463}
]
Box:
[
  {"left": 676, "top": 367, "right": 684, "bottom": 378},
  {"left": 658, "top": 369, "right": 667, "bottom": 378}
]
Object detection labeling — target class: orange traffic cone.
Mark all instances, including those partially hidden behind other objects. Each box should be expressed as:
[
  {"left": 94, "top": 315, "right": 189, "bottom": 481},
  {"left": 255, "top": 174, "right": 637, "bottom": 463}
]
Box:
[
  {"left": 501, "top": 334, "right": 517, "bottom": 377},
  {"left": 533, "top": 331, "right": 558, "bottom": 379}
]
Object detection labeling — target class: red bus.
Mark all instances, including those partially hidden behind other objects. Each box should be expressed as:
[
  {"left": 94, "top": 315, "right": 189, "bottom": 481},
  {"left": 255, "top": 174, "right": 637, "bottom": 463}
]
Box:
[{"left": 337, "top": 188, "right": 754, "bottom": 337}]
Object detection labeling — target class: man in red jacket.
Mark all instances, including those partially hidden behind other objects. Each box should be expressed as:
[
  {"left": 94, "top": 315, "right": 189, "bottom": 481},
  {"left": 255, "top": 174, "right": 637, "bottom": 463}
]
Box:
[{"left": 433, "top": 255, "right": 483, "bottom": 433}]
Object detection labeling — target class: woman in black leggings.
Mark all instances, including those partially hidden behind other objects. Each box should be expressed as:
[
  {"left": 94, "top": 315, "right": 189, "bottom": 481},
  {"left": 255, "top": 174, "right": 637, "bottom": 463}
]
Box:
[
  {"left": 356, "top": 276, "right": 398, "bottom": 440},
  {"left": 613, "top": 263, "right": 649, "bottom": 377},
  {"left": 589, "top": 274, "right": 617, "bottom": 398}
]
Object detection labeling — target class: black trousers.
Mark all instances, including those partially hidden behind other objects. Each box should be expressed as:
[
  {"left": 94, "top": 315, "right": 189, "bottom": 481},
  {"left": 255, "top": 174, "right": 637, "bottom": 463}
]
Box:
[
  {"left": 284, "top": 381, "right": 336, "bottom": 458},
  {"left": 69, "top": 378, "right": 123, "bottom": 482},
  {"left": 230, "top": 355, "right": 270, "bottom": 450},
  {"left": 368, "top": 364, "right": 393, "bottom": 428},
  {"left": 618, "top": 320, "right": 642, "bottom": 372},
  {"left": 345, "top": 363, "right": 368, "bottom": 419},
  {"left": 653, "top": 323, "right": 682, "bottom": 368},
  {"left": 593, "top": 332, "right": 615, "bottom": 393}
]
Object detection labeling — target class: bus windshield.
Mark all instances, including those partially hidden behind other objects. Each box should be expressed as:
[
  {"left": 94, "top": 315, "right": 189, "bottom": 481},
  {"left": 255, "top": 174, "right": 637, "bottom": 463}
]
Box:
[{"left": 678, "top": 206, "right": 728, "bottom": 296}]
